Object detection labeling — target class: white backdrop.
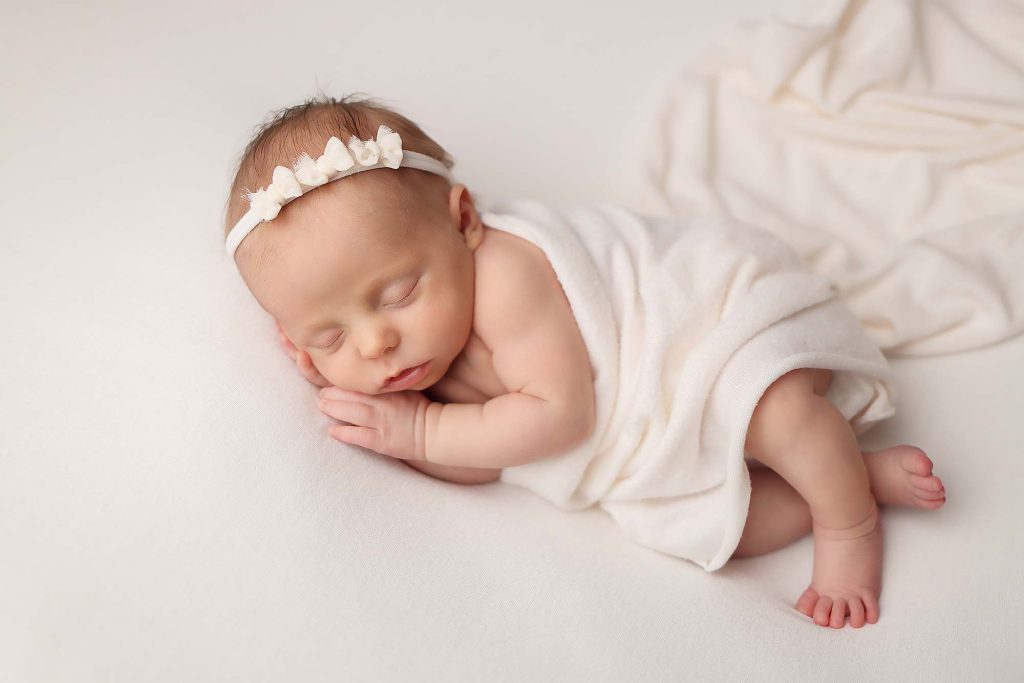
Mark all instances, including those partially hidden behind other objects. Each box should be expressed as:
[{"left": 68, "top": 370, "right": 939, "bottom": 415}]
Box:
[{"left": 2, "top": 1, "right": 1022, "bottom": 680}]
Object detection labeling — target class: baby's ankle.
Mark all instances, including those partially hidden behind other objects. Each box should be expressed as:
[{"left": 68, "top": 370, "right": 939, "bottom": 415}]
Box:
[{"left": 812, "top": 500, "right": 880, "bottom": 540}]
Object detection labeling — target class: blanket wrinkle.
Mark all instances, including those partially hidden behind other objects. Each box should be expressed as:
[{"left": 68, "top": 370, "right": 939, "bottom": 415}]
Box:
[
  {"left": 479, "top": 197, "right": 894, "bottom": 571},
  {"left": 627, "top": 0, "right": 1024, "bottom": 356}
]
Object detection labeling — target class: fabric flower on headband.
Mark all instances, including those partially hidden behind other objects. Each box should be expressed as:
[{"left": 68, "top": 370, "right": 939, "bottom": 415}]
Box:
[{"left": 245, "top": 125, "right": 405, "bottom": 221}]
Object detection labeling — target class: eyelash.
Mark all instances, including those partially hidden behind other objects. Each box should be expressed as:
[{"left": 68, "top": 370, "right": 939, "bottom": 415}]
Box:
[{"left": 313, "top": 280, "right": 418, "bottom": 350}]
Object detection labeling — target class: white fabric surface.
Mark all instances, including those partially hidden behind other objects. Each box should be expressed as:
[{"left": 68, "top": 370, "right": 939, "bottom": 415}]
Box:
[
  {"left": 627, "top": 0, "right": 1024, "bottom": 356},
  {"left": 2, "top": 0, "right": 1023, "bottom": 680},
  {"left": 482, "top": 199, "right": 894, "bottom": 570}
]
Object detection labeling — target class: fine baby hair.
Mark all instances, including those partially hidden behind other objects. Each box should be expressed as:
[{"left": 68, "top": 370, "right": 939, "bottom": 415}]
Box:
[{"left": 222, "top": 94, "right": 457, "bottom": 272}]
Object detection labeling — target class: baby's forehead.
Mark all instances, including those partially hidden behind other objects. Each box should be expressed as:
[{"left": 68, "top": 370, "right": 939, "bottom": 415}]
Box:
[
  {"left": 260, "top": 230, "right": 421, "bottom": 318},
  {"left": 293, "top": 177, "right": 429, "bottom": 239},
  {"left": 248, "top": 171, "right": 446, "bottom": 280}
]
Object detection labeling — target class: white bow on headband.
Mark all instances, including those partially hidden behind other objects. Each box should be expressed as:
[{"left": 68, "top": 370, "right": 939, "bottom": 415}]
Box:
[{"left": 225, "top": 124, "right": 453, "bottom": 260}]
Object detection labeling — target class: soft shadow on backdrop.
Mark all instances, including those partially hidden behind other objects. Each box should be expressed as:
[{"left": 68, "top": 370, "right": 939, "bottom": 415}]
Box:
[{"left": 1, "top": 0, "right": 1021, "bottom": 680}]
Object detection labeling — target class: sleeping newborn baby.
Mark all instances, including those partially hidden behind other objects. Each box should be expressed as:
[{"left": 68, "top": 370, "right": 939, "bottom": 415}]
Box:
[{"left": 223, "top": 95, "right": 946, "bottom": 630}]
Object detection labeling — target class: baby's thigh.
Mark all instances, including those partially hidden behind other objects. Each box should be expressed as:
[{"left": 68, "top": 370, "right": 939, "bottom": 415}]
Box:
[{"left": 744, "top": 368, "right": 834, "bottom": 459}]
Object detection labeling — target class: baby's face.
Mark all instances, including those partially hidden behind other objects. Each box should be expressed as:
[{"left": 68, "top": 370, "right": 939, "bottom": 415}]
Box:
[{"left": 241, "top": 174, "right": 481, "bottom": 395}]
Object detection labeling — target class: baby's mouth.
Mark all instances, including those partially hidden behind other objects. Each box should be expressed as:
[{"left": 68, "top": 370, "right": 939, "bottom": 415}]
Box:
[
  {"left": 387, "top": 365, "right": 412, "bottom": 381},
  {"left": 383, "top": 361, "right": 429, "bottom": 389}
]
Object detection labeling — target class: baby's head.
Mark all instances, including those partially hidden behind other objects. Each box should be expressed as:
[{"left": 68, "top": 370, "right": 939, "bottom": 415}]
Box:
[{"left": 223, "top": 94, "right": 486, "bottom": 394}]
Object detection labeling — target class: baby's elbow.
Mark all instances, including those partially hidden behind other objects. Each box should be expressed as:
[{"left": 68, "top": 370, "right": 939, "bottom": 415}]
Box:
[
  {"left": 577, "top": 407, "right": 597, "bottom": 446},
  {"left": 405, "top": 460, "right": 503, "bottom": 485},
  {"left": 558, "top": 399, "right": 597, "bottom": 451},
  {"left": 467, "top": 468, "right": 503, "bottom": 485}
]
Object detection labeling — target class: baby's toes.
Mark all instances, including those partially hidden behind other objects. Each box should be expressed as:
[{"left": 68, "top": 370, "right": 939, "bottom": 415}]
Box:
[
  {"left": 899, "top": 446, "right": 933, "bottom": 476},
  {"left": 863, "top": 593, "right": 880, "bottom": 624},
  {"left": 910, "top": 475, "right": 946, "bottom": 510},
  {"left": 829, "top": 597, "right": 848, "bottom": 629},
  {"left": 913, "top": 488, "right": 945, "bottom": 503},
  {"left": 813, "top": 596, "right": 834, "bottom": 627},
  {"left": 910, "top": 474, "right": 944, "bottom": 496},
  {"left": 795, "top": 587, "right": 818, "bottom": 617},
  {"left": 915, "top": 495, "right": 946, "bottom": 510},
  {"left": 848, "top": 597, "right": 866, "bottom": 628},
  {"left": 910, "top": 473, "right": 943, "bottom": 491}
]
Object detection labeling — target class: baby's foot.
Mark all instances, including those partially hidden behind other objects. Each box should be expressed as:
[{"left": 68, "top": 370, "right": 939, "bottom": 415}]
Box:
[
  {"left": 795, "top": 504, "right": 883, "bottom": 629},
  {"left": 863, "top": 446, "right": 946, "bottom": 510}
]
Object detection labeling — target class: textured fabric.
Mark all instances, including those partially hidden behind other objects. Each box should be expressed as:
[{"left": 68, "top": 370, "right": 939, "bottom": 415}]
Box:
[
  {"left": 6, "top": 2, "right": 1024, "bottom": 678},
  {"left": 480, "top": 199, "right": 895, "bottom": 570},
  {"left": 628, "top": 0, "right": 1024, "bottom": 356}
]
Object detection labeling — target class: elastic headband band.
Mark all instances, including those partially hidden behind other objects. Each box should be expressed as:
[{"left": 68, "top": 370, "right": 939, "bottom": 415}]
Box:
[{"left": 225, "top": 124, "right": 453, "bottom": 260}]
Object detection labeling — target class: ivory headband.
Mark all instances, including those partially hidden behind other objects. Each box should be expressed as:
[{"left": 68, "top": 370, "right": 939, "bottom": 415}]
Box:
[{"left": 225, "top": 124, "right": 453, "bottom": 260}]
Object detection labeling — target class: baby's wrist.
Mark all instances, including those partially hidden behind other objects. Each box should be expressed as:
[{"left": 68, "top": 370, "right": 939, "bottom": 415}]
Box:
[{"left": 421, "top": 401, "right": 444, "bottom": 463}]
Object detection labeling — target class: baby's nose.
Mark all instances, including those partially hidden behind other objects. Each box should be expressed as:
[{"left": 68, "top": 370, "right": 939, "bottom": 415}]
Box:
[{"left": 357, "top": 328, "right": 398, "bottom": 359}]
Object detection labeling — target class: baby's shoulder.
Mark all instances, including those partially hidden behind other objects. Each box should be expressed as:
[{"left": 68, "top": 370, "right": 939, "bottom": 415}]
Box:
[
  {"left": 470, "top": 224, "right": 594, "bottom": 433},
  {"left": 476, "top": 222, "right": 549, "bottom": 263},
  {"left": 473, "top": 225, "right": 560, "bottom": 323}
]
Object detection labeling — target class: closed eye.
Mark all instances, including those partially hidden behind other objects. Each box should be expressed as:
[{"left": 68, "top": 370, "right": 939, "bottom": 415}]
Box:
[
  {"left": 312, "top": 334, "right": 341, "bottom": 351},
  {"left": 385, "top": 279, "right": 418, "bottom": 307},
  {"left": 312, "top": 279, "right": 419, "bottom": 351}
]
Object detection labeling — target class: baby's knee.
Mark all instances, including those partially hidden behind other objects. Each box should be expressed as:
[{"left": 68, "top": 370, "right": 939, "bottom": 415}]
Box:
[
  {"left": 745, "top": 368, "right": 834, "bottom": 456},
  {"left": 766, "top": 368, "right": 832, "bottom": 403}
]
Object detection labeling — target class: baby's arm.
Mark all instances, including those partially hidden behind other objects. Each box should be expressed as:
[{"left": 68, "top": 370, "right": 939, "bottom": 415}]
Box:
[
  {"left": 422, "top": 235, "right": 596, "bottom": 468},
  {"left": 424, "top": 394, "right": 591, "bottom": 467},
  {"left": 405, "top": 459, "right": 501, "bottom": 485}
]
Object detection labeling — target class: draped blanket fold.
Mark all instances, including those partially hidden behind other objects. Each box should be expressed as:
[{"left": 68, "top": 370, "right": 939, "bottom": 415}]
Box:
[
  {"left": 626, "top": 0, "right": 1024, "bottom": 356},
  {"left": 480, "top": 199, "right": 895, "bottom": 571}
]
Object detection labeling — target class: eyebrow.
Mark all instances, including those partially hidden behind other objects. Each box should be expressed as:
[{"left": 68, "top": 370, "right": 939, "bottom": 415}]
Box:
[{"left": 296, "top": 266, "right": 417, "bottom": 345}]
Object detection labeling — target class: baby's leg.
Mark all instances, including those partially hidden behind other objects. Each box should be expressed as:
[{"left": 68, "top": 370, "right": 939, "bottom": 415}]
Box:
[
  {"left": 733, "top": 467, "right": 812, "bottom": 558},
  {"left": 744, "top": 368, "right": 881, "bottom": 629},
  {"left": 734, "top": 448, "right": 946, "bottom": 559}
]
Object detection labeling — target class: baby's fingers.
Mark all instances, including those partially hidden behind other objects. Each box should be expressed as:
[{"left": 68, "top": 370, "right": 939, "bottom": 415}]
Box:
[
  {"left": 327, "top": 424, "right": 379, "bottom": 451},
  {"left": 276, "top": 324, "right": 298, "bottom": 360},
  {"left": 319, "top": 396, "right": 378, "bottom": 427},
  {"left": 297, "top": 350, "right": 332, "bottom": 388},
  {"left": 275, "top": 319, "right": 330, "bottom": 388}
]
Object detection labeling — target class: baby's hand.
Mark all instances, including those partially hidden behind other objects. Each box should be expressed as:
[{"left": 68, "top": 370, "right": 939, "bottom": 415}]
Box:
[
  {"left": 274, "top": 318, "right": 332, "bottom": 388},
  {"left": 318, "top": 386, "right": 431, "bottom": 462}
]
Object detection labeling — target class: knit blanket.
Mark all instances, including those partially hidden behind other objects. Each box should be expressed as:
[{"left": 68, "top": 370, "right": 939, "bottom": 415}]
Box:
[
  {"left": 480, "top": 199, "right": 894, "bottom": 570},
  {"left": 626, "top": 0, "right": 1024, "bottom": 356}
]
